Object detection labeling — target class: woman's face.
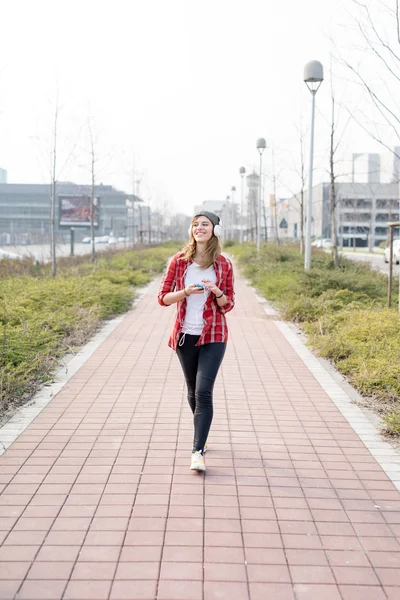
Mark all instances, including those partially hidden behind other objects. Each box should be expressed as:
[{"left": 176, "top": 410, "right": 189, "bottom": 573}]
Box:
[{"left": 192, "top": 216, "right": 213, "bottom": 243}]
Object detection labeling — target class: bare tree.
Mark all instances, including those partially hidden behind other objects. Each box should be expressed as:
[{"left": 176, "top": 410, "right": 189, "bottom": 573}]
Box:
[
  {"left": 271, "top": 149, "right": 280, "bottom": 245},
  {"left": 274, "top": 122, "right": 308, "bottom": 253},
  {"left": 259, "top": 175, "right": 268, "bottom": 243},
  {"left": 338, "top": 1, "right": 400, "bottom": 175},
  {"left": 87, "top": 118, "right": 97, "bottom": 263},
  {"left": 50, "top": 99, "right": 58, "bottom": 277},
  {"left": 329, "top": 87, "right": 340, "bottom": 267}
]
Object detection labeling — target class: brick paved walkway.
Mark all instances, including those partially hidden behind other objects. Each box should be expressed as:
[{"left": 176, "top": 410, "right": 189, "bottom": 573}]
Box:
[{"left": 1, "top": 271, "right": 400, "bottom": 600}]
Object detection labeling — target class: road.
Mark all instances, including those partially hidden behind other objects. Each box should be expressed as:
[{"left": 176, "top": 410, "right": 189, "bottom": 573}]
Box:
[
  {"left": 0, "top": 242, "right": 129, "bottom": 263},
  {"left": 2, "top": 243, "right": 399, "bottom": 277},
  {"left": 340, "top": 250, "right": 400, "bottom": 276}
]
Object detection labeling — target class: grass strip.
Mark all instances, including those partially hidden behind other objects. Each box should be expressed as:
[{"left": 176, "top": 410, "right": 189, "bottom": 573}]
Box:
[{"left": 230, "top": 243, "right": 400, "bottom": 437}]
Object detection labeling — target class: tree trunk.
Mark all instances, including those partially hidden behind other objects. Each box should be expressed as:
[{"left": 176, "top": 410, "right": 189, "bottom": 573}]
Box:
[
  {"left": 50, "top": 104, "right": 58, "bottom": 277},
  {"left": 271, "top": 151, "right": 279, "bottom": 245},
  {"left": 263, "top": 198, "right": 268, "bottom": 243},
  {"left": 90, "top": 167, "right": 96, "bottom": 263},
  {"left": 329, "top": 173, "right": 339, "bottom": 267},
  {"left": 89, "top": 121, "right": 96, "bottom": 263},
  {"left": 51, "top": 176, "right": 56, "bottom": 277},
  {"left": 274, "top": 202, "right": 280, "bottom": 245},
  {"left": 300, "top": 190, "right": 304, "bottom": 254},
  {"left": 330, "top": 94, "right": 339, "bottom": 267},
  {"left": 139, "top": 206, "right": 143, "bottom": 244},
  {"left": 148, "top": 206, "right": 151, "bottom": 244},
  {"left": 299, "top": 131, "right": 306, "bottom": 255}
]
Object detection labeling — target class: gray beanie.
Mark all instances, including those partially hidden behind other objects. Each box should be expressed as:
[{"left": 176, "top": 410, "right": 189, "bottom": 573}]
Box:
[{"left": 193, "top": 211, "right": 220, "bottom": 226}]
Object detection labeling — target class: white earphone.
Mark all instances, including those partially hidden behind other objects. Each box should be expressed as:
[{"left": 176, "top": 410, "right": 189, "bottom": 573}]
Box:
[{"left": 188, "top": 223, "right": 222, "bottom": 238}]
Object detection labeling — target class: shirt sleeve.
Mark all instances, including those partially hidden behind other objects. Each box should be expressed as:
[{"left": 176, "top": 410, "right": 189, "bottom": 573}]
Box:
[
  {"left": 218, "top": 258, "right": 235, "bottom": 314},
  {"left": 158, "top": 254, "right": 178, "bottom": 306}
]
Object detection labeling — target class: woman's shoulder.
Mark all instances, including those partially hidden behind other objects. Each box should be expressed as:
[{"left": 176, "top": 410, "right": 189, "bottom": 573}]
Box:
[
  {"left": 171, "top": 251, "right": 186, "bottom": 262},
  {"left": 216, "top": 254, "right": 233, "bottom": 268}
]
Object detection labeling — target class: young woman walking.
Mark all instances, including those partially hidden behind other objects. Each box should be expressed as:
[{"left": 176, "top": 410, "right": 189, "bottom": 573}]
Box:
[{"left": 158, "top": 211, "right": 235, "bottom": 472}]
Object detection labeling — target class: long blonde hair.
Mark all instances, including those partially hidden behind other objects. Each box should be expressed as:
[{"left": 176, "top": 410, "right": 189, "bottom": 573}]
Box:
[{"left": 182, "top": 217, "right": 222, "bottom": 268}]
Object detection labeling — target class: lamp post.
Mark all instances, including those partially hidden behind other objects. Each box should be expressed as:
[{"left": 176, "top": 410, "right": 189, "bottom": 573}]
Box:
[
  {"left": 256, "top": 138, "right": 266, "bottom": 252},
  {"left": 239, "top": 167, "right": 246, "bottom": 243},
  {"left": 304, "top": 60, "right": 324, "bottom": 270},
  {"left": 231, "top": 186, "right": 236, "bottom": 239},
  {"left": 225, "top": 195, "right": 230, "bottom": 240}
]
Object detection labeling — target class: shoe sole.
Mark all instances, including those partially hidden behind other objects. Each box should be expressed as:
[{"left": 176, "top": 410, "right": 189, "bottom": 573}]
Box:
[{"left": 190, "top": 463, "right": 206, "bottom": 472}]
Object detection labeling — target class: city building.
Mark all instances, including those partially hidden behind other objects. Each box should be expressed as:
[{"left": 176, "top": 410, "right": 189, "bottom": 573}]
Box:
[
  {"left": 391, "top": 147, "right": 400, "bottom": 183},
  {"left": 352, "top": 153, "right": 381, "bottom": 184},
  {"left": 0, "top": 169, "right": 7, "bottom": 184},
  {"left": 168, "top": 213, "right": 192, "bottom": 241},
  {"left": 281, "top": 181, "right": 400, "bottom": 248},
  {"left": 0, "top": 182, "right": 142, "bottom": 245}
]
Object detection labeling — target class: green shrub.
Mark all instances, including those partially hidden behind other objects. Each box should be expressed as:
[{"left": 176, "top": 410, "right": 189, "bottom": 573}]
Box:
[
  {"left": 305, "top": 308, "right": 400, "bottom": 398},
  {"left": 0, "top": 244, "right": 175, "bottom": 413},
  {"left": 283, "top": 289, "right": 377, "bottom": 322},
  {"left": 383, "top": 411, "right": 400, "bottom": 436},
  {"left": 231, "top": 242, "right": 400, "bottom": 435},
  {"left": 299, "top": 262, "right": 387, "bottom": 299}
]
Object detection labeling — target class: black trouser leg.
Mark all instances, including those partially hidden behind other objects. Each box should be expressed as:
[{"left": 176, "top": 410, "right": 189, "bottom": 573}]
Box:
[
  {"left": 176, "top": 335, "right": 226, "bottom": 452},
  {"left": 176, "top": 335, "right": 199, "bottom": 415},
  {"left": 193, "top": 342, "right": 226, "bottom": 451}
]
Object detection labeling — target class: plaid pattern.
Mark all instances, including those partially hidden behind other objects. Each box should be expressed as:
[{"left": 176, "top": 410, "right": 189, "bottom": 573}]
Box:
[{"left": 158, "top": 252, "right": 235, "bottom": 351}]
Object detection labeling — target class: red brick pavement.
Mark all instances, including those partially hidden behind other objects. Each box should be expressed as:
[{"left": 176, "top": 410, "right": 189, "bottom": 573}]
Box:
[{"left": 0, "top": 272, "right": 400, "bottom": 599}]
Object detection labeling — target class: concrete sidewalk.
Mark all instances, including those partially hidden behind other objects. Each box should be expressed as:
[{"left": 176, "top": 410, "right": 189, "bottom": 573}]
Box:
[{"left": 1, "top": 272, "right": 400, "bottom": 600}]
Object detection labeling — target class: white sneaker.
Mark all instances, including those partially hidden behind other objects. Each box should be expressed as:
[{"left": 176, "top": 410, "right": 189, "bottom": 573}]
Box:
[
  {"left": 190, "top": 451, "right": 206, "bottom": 472},
  {"left": 203, "top": 440, "right": 208, "bottom": 454}
]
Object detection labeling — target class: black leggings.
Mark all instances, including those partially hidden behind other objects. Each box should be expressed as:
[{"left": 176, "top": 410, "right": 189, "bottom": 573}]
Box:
[{"left": 176, "top": 334, "right": 226, "bottom": 452}]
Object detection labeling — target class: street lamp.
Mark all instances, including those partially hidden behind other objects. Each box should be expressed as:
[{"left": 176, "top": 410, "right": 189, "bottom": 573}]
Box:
[
  {"left": 256, "top": 138, "right": 266, "bottom": 252},
  {"left": 239, "top": 167, "right": 246, "bottom": 243},
  {"left": 304, "top": 60, "right": 324, "bottom": 270},
  {"left": 231, "top": 186, "right": 236, "bottom": 239}
]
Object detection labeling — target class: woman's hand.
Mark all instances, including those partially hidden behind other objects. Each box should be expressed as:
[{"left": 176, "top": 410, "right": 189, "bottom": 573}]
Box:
[
  {"left": 201, "top": 279, "right": 222, "bottom": 297},
  {"left": 185, "top": 283, "right": 205, "bottom": 296}
]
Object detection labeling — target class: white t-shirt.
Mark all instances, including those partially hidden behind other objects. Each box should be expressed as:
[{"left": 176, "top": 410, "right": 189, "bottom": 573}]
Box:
[{"left": 182, "top": 262, "right": 216, "bottom": 335}]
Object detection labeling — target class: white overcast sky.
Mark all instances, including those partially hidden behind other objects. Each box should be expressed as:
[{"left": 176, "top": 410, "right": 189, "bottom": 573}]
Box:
[{"left": 0, "top": 0, "right": 399, "bottom": 215}]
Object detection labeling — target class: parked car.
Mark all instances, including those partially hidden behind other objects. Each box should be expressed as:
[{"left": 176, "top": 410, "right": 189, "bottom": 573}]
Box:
[
  {"left": 81, "top": 237, "right": 91, "bottom": 244},
  {"left": 311, "top": 238, "right": 333, "bottom": 249},
  {"left": 108, "top": 237, "right": 118, "bottom": 244},
  {"left": 384, "top": 239, "right": 400, "bottom": 264}
]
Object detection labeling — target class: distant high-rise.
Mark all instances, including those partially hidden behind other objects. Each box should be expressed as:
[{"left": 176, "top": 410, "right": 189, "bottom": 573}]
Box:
[
  {"left": 352, "top": 153, "right": 380, "bottom": 183},
  {"left": 391, "top": 146, "right": 400, "bottom": 183},
  {"left": 0, "top": 168, "right": 7, "bottom": 184}
]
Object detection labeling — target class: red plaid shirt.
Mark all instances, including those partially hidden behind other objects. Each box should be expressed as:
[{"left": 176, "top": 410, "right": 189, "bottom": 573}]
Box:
[{"left": 158, "top": 252, "right": 235, "bottom": 350}]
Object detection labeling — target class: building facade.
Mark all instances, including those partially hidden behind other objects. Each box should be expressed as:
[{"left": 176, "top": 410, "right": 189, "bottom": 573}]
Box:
[
  {"left": 281, "top": 182, "right": 400, "bottom": 248},
  {"left": 0, "top": 182, "right": 141, "bottom": 245},
  {"left": 352, "top": 153, "right": 381, "bottom": 184}
]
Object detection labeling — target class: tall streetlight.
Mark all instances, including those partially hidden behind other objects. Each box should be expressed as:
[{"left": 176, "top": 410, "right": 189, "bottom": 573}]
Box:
[
  {"left": 304, "top": 60, "right": 324, "bottom": 270},
  {"left": 239, "top": 167, "right": 246, "bottom": 243},
  {"left": 256, "top": 138, "right": 266, "bottom": 252},
  {"left": 225, "top": 195, "right": 230, "bottom": 240},
  {"left": 231, "top": 186, "right": 236, "bottom": 239}
]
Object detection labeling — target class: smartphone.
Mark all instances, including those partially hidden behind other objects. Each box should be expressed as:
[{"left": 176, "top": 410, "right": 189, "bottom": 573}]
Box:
[{"left": 195, "top": 283, "right": 206, "bottom": 289}]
